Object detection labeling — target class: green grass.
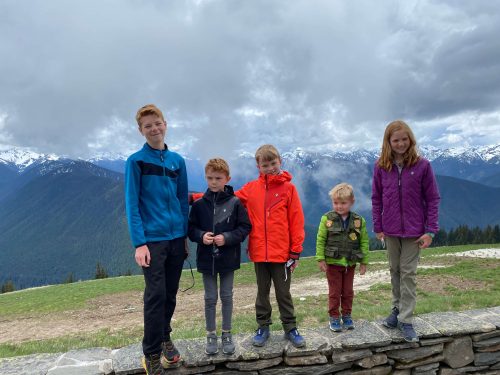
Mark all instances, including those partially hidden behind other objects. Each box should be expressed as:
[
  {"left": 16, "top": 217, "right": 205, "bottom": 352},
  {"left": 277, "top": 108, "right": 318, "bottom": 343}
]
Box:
[{"left": 0, "top": 243, "right": 499, "bottom": 359}]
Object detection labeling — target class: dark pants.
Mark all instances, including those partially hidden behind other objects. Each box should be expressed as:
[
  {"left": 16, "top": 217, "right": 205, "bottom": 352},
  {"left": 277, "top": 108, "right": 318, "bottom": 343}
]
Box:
[
  {"left": 326, "top": 264, "right": 356, "bottom": 318},
  {"left": 142, "top": 238, "right": 185, "bottom": 355},
  {"left": 254, "top": 262, "right": 296, "bottom": 333}
]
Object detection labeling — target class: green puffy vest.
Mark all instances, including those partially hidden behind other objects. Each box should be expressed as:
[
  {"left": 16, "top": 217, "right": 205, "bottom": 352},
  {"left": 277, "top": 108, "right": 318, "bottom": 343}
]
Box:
[{"left": 324, "top": 211, "right": 363, "bottom": 261}]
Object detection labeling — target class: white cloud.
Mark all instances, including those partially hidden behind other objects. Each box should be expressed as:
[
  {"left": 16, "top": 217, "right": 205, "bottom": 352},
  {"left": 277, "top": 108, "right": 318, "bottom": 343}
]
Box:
[{"left": 0, "top": 0, "right": 499, "bottom": 158}]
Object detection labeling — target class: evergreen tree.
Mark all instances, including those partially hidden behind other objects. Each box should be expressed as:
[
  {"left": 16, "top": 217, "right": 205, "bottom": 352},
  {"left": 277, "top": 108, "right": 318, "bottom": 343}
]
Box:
[
  {"left": 64, "top": 273, "right": 75, "bottom": 284},
  {"left": 1, "top": 280, "right": 15, "bottom": 294},
  {"left": 95, "top": 262, "right": 108, "bottom": 279}
]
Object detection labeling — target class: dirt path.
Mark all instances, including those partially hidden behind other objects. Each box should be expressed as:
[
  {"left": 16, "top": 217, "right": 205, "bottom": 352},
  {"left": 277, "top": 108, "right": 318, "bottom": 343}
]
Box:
[{"left": 0, "top": 261, "right": 480, "bottom": 344}]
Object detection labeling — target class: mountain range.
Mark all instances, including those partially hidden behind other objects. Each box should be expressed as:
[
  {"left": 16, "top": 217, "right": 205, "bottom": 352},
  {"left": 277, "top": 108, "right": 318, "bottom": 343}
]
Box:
[{"left": 0, "top": 144, "right": 499, "bottom": 289}]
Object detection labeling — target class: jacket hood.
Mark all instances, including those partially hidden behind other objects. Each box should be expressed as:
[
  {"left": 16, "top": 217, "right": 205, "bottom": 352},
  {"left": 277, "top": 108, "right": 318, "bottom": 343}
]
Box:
[
  {"left": 202, "top": 185, "right": 235, "bottom": 203},
  {"left": 258, "top": 170, "right": 293, "bottom": 186}
]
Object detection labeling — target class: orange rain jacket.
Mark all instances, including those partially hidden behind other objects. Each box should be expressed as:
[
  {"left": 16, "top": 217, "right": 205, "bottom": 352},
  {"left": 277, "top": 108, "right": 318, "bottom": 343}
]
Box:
[{"left": 235, "top": 171, "right": 305, "bottom": 263}]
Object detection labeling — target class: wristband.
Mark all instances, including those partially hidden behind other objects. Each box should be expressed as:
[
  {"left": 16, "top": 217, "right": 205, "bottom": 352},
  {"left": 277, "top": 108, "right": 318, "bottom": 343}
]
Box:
[{"left": 426, "top": 232, "right": 435, "bottom": 239}]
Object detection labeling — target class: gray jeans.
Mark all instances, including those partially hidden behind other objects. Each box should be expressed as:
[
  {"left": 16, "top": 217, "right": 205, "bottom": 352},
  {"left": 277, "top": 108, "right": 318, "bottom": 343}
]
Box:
[
  {"left": 202, "top": 271, "right": 234, "bottom": 332},
  {"left": 386, "top": 236, "right": 420, "bottom": 323}
]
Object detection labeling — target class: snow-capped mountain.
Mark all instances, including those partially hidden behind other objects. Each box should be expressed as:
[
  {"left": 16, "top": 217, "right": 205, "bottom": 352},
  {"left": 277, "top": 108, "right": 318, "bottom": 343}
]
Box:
[{"left": 0, "top": 147, "right": 59, "bottom": 172}]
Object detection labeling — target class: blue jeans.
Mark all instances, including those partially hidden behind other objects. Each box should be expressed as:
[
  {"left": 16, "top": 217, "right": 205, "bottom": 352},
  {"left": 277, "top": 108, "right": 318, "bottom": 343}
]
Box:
[{"left": 202, "top": 271, "right": 234, "bottom": 332}]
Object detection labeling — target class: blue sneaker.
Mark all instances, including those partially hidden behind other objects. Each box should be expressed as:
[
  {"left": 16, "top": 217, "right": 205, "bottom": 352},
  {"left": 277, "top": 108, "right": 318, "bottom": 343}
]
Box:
[
  {"left": 329, "top": 317, "right": 342, "bottom": 332},
  {"left": 382, "top": 307, "right": 399, "bottom": 329},
  {"left": 399, "top": 322, "right": 419, "bottom": 342},
  {"left": 342, "top": 314, "right": 355, "bottom": 330},
  {"left": 285, "top": 328, "right": 305, "bottom": 348},
  {"left": 252, "top": 327, "right": 270, "bottom": 347}
]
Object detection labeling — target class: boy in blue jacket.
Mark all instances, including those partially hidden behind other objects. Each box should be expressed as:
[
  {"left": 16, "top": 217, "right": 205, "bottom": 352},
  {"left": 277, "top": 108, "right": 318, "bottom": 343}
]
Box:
[
  {"left": 188, "top": 158, "right": 251, "bottom": 356},
  {"left": 125, "top": 104, "right": 188, "bottom": 375}
]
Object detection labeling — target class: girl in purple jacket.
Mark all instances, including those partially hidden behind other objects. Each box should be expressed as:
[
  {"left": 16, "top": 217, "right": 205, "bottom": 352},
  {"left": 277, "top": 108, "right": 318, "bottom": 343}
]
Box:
[{"left": 372, "top": 120, "right": 440, "bottom": 343}]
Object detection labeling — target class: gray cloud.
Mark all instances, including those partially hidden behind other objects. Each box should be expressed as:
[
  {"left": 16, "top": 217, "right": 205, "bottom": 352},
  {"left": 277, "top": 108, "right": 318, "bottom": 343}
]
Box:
[{"left": 0, "top": 0, "right": 499, "bottom": 158}]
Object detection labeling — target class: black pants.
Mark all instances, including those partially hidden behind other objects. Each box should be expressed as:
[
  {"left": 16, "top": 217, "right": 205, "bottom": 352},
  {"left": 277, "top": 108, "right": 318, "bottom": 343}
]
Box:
[
  {"left": 254, "top": 262, "right": 296, "bottom": 333},
  {"left": 142, "top": 238, "right": 185, "bottom": 355}
]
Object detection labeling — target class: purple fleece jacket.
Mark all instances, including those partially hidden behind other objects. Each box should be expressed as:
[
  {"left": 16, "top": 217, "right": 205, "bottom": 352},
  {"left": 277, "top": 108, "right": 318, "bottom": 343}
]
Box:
[{"left": 371, "top": 158, "right": 440, "bottom": 238}]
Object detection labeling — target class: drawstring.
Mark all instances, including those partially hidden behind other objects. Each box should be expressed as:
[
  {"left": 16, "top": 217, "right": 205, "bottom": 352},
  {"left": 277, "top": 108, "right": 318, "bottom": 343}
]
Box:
[
  {"left": 180, "top": 259, "right": 195, "bottom": 293},
  {"left": 284, "top": 263, "right": 288, "bottom": 282}
]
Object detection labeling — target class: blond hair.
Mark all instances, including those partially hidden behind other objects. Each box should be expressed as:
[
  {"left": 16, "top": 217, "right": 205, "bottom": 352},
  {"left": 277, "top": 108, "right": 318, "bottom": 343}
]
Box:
[
  {"left": 255, "top": 144, "right": 281, "bottom": 164},
  {"left": 135, "top": 104, "right": 166, "bottom": 127},
  {"left": 378, "top": 120, "right": 419, "bottom": 171},
  {"left": 329, "top": 183, "right": 355, "bottom": 201},
  {"left": 205, "top": 158, "right": 230, "bottom": 177}
]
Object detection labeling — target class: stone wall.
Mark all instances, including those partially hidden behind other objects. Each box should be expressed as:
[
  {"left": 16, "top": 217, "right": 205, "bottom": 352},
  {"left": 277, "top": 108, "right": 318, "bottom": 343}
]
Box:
[{"left": 1, "top": 307, "right": 499, "bottom": 374}]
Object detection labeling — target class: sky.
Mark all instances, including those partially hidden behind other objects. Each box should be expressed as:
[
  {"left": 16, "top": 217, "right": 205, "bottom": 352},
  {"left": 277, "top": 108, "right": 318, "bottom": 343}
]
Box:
[{"left": 1, "top": 0, "right": 500, "bottom": 160}]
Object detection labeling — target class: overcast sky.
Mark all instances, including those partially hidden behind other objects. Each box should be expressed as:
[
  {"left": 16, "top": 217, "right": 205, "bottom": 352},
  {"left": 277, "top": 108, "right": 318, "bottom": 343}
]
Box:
[{"left": 1, "top": 0, "right": 500, "bottom": 159}]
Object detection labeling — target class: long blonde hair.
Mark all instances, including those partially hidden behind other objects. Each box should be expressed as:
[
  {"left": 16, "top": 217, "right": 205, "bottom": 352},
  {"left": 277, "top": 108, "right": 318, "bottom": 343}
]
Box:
[{"left": 378, "top": 120, "right": 419, "bottom": 171}]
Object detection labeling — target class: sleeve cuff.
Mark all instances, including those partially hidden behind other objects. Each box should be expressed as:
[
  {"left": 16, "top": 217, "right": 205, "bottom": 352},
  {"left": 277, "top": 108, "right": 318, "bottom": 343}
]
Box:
[{"left": 289, "top": 251, "right": 301, "bottom": 260}]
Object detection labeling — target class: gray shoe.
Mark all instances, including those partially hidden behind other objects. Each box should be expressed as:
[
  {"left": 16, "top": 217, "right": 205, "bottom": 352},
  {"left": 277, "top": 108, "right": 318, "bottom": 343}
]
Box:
[
  {"left": 221, "top": 332, "right": 235, "bottom": 355},
  {"left": 205, "top": 333, "right": 218, "bottom": 355}
]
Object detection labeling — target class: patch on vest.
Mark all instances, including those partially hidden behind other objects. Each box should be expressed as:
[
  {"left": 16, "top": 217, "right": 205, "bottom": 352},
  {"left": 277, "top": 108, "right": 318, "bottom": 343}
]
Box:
[
  {"left": 326, "top": 220, "right": 333, "bottom": 228},
  {"left": 353, "top": 219, "right": 361, "bottom": 229},
  {"left": 349, "top": 232, "right": 358, "bottom": 241}
]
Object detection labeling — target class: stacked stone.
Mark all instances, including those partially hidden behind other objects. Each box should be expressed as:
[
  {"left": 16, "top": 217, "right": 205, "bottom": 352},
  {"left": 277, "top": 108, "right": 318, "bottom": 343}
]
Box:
[{"left": 1, "top": 307, "right": 500, "bottom": 374}]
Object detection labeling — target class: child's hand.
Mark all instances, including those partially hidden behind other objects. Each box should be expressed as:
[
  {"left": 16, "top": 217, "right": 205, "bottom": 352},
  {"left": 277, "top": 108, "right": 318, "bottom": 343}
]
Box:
[
  {"left": 318, "top": 260, "right": 327, "bottom": 272},
  {"left": 359, "top": 264, "right": 367, "bottom": 275},
  {"left": 203, "top": 232, "right": 214, "bottom": 245},
  {"left": 135, "top": 245, "right": 151, "bottom": 267},
  {"left": 289, "top": 259, "right": 298, "bottom": 272},
  {"left": 415, "top": 234, "right": 432, "bottom": 249},
  {"left": 213, "top": 234, "right": 225, "bottom": 246}
]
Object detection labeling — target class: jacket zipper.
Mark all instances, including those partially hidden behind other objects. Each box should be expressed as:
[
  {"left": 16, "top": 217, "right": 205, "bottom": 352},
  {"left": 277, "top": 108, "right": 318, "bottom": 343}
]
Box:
[
  {"left": 212, "top": 191, "right": 218, "bottom": 275},
  {"left": 264, "top": 175, "right": 269, "bottom": 262},
  {"left": 160, "top": 149, "right": 174, "bottom": 236},
  {"left": 398, "top": 166, "right": 405, "bottom": 234}
]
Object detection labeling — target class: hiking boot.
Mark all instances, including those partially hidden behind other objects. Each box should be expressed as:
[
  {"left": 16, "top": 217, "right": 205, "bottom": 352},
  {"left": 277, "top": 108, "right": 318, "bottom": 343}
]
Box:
[
  {"left": 252, "top": 326, "right": 270, "bottom": 347},
  {"left": 205, "top": 332, "right": 218, "bottom": 355},
  {"left": 329, "top": 317, "right": 342, "bottom": 332},
  {"left": 382, "top": 307, "right": 399, "bottom": 329},
  {"left": 399, "top": 322, "right": 419, "bottom": 342},
  {"left": 342, "top": 314, "right": 355, "bottom": 330},
  {"left": 160, "top": 340, "right": 181, "bottom": 368},
  {"left": 221, "top": 332, "right": 235, "bottom": 355},
  {"left": 142, "top": 353, "right": 165, "bottom": 375},
  {"left": 285, "top": 328, "right": 306, "bottom": 348}
]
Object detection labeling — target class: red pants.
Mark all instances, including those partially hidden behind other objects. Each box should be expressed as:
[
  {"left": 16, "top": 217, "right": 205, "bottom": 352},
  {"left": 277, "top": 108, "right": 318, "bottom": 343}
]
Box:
[{"left": 326, "top": 264, "right": 355, "bottom": 318}]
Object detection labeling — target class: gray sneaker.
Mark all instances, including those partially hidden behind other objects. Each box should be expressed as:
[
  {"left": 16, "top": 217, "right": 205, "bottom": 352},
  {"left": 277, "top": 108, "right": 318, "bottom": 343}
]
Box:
[
  {"left": 221, "top": 332, "right": 235, "bottom": 355},
  {"left": 205, "top": 333, "right": 218, "bottom": 355}
]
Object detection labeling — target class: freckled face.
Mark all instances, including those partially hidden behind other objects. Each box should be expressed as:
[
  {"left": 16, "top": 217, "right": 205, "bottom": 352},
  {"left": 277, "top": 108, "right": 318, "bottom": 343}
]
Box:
[{"left": 139, "top": 115, "right": 166, "bottom": 148}]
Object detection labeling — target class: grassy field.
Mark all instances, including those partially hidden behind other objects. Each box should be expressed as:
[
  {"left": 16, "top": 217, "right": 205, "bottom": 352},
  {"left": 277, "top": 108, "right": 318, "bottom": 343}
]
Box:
[{"left": 0, "top": 243, "right": 498, "bottom": 358}]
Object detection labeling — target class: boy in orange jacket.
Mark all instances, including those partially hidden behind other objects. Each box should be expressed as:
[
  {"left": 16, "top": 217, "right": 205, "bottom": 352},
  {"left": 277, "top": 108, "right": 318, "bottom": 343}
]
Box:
[{"left": 237, "top": 144, "right": 306, "bottom": 348}]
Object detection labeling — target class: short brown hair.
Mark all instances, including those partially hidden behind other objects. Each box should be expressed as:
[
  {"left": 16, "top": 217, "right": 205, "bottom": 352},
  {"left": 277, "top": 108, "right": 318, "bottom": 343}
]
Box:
[
  {"left": 135, "top": 104, "right": 166, "bottom": 127},
  {"left": 329, "top": 183, "right": 355, "bottom": 201},
  {"left": 205, "top": 158, "right": 230, "bottom": 177},
  {"left": 255, "top": 144, "right": 281, "bottom": 164}
]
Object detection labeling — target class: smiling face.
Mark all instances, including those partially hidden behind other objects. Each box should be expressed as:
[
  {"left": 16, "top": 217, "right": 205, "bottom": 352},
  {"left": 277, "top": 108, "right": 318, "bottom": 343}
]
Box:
[
  {"left": 138, "top": 114, "right": 166, "bottom": 149},
  {"left": 389, "top": 129, "right": 411, "bottom": 159},
  {"left": 332, "top": 197, "right": 354, "bottom": 217},
  {"left": 257, "top": 157, "right": 281, "bottom": 175},
  {"left": 205, "top": 168, "right": 230, "bottom": 192}
]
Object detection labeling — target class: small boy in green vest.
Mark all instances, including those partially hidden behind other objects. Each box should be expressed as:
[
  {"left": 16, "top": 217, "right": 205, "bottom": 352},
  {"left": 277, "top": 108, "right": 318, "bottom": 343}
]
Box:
[{"left": 316, "top": 183, "right": 369, "bottom": 332}]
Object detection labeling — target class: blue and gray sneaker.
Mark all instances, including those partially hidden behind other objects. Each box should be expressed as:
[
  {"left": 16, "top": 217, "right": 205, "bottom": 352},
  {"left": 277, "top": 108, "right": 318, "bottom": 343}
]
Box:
[
  {"left": 252, "top": 327, "right": 270, "bottom": 347},
  {"left": 382, "top": 307, "right": 399, "bottom": 329},
  {"left": 342, "top": 314, "right": 355, "bottom": 330},
  {"left": 285, "top": 328, "right": 306, "bottom": 348},
  {"left": 399, "top": 322, "right": 419, "bottom": 342},
  {"left": 329, "top": 317, "right": 342, "bottom": 332}
]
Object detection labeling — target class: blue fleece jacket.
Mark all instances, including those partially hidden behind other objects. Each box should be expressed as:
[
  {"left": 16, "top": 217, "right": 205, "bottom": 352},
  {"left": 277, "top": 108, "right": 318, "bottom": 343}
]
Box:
[{"left": 125, "top": 143, "right": 189, "bottom": 248}]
